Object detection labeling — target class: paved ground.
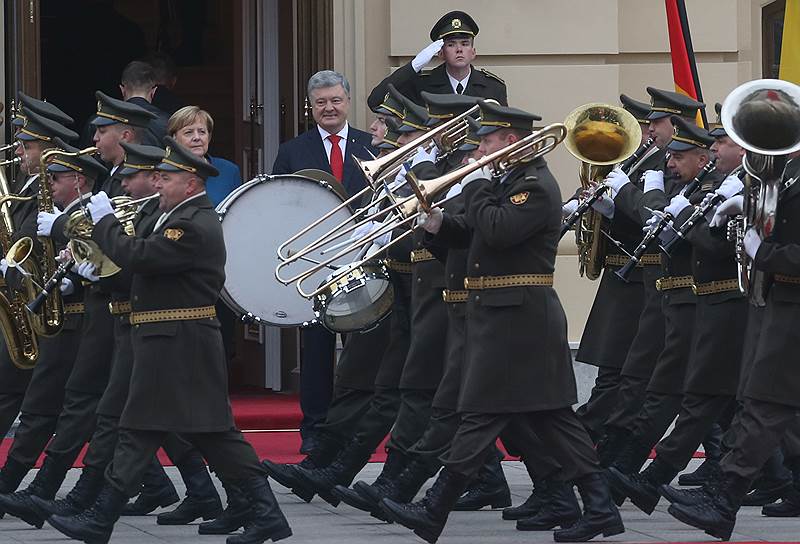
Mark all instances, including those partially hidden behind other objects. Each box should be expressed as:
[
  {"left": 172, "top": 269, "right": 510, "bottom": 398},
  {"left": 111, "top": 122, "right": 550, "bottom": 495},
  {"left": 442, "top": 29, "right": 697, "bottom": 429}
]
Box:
[{"left": 1, "top": 459, "right": 798, "bottom": 543}]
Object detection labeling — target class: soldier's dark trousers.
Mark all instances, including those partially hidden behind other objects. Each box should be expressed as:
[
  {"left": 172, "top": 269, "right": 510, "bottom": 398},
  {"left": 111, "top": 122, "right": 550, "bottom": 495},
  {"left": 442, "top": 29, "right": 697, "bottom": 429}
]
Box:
[
  {"left": 629, "top": 391, "right": 683, "bottom": 449},
  {"left": 313, "top": 386, "right": 375, "bottom": 446},
  {"left": 576, "top": 366, "right": 621, "bottom": 437},
  {"left": 0, "top": 393, "right": 25, "bottom": 438},
  {"left": 108, "top": 429, "right": 264, "bottom": 496},
  {"left": 299, "top": 325, "right": 335, "bottom": 439},
  {"left": 604, "top": 374, "right": 650, "bottom": 430},
  {"left": 445, "top": 409, "right": 598, "bottom": 481},
  {"left": 655, "top": 394, "right": 735, "bottom": 470},
  {"left": 385, "top": 389, "right": 435, "bottom": 454},
  {"left": 408, "top": 407, "right": 461, "bottom": 462},
  {"left": 6, "top": 413, "right": 58, "bottom": 468},
  {"left": 44, "top": 390, "right": 99, "bottom": 462},
  {"left": 352, "top": 387, "right": 401, "bottom": 449}
]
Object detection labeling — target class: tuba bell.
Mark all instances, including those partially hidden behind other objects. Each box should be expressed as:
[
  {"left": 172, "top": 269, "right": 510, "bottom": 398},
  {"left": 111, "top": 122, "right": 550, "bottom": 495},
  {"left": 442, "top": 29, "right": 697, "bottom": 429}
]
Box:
[
  {"left": 563, "top": 103, "right": 642, "bottom": 280},
  {"left": 721, "top": 78, "right": 800, "bottom": 306}
]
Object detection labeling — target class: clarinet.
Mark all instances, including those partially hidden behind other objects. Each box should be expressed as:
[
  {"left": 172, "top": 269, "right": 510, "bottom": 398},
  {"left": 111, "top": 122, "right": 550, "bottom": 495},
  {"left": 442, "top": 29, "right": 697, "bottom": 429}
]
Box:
[
  {"left": 661, "top": 165, "right": 742, "bottom": 255},
  {"left": 615, "top": 159, "right": 717, "bottom": 282},
  {"left": 26, "top": 260, "right": 75, "bottom": 314},
  {"left": 619, "top": 137, "right": 656, "bottom": 174}
]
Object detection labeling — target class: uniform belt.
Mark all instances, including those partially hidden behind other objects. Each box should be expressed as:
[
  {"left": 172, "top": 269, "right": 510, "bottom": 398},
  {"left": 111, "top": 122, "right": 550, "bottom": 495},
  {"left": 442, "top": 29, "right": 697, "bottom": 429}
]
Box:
[
  {"left": 442, "top": 289, "right": 468, "bottom": 303},
  {"left": 385, "top": 259, "right": 412, "bottom": 274},
  {"left": 464, "top": 274, "right": 554, "bottom": 290},
  {"left": 692, "top": 279, "right": 740, "bottom": 296},
  {"left": 108, "top": 300, "right": 132, "bottom": 315},
  {"left": 604, "top": 253, "right": 661, "bottom": 268},
  {"left": 410, "top": 249, "right": 436, "bottom": 263},
  {"left": 129, "top": 305, "right": 217, "bottom": 325},
  {"left": 655, "top": 275, "right": 695, "bottom": 291},
  {"left": 63, "top": 303, "right": 85, "bottom": 315},
  {"left": 774, "top": 274, "right": 800, "bottom": 285}
]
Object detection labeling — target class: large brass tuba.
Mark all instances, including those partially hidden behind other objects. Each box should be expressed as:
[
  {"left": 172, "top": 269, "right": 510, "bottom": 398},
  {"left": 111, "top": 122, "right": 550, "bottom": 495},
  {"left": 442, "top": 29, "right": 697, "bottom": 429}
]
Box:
[
  {"left": 721, "top": 78, "right": 800, "bottom": 306},
  {"left": 563, "top": 104, "right": 642, "bottom": 279}
]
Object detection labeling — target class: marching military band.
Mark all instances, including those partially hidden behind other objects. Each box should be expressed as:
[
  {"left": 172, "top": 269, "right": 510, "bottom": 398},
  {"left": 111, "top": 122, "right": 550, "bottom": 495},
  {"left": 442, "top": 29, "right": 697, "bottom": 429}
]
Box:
[{"left": 0, "top": 8, "right": 798, "bottom": 544}]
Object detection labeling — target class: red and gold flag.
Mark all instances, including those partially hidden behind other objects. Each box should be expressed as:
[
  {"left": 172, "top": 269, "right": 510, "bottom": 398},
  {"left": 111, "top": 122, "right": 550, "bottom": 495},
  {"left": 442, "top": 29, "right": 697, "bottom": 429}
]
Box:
[{"left": 665, "top": 0, "right": 707, "bottom": 127}]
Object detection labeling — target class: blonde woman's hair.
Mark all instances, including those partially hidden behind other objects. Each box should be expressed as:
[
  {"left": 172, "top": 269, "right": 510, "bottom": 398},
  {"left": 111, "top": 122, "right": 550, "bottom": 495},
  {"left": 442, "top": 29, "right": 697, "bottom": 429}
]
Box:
[{"left": 168, "top": 106, "right": 214, "bottom": 136}]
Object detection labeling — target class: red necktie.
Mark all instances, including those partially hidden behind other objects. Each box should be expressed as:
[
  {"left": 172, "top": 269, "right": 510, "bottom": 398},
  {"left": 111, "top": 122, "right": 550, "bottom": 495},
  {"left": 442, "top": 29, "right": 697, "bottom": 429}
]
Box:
[{"left": 328, "top": 134, "right": 343, "bottom": 182}]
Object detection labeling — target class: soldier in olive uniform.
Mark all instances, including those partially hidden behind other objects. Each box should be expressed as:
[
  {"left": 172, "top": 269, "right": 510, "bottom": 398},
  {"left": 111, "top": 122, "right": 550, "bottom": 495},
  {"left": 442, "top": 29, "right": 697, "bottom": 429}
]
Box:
[
  {"left": 381, "top": 101, "right": 623, "bottom": 544},
  {"left": 367, "top": 11, "right": 507, "bottom": 110},
  {"left": 47, "top": 137, "right": 292, "bottom": 544}
]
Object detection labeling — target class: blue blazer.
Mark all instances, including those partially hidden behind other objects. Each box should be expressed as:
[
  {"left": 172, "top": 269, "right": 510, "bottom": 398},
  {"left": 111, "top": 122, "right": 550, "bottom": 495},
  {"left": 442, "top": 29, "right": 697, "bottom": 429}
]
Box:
[
  {"left": 206, "top": 155, "right": 242, "bottom": 207},
  {"left": 271, "top": 125, "right": 376, "bottom": 197}
]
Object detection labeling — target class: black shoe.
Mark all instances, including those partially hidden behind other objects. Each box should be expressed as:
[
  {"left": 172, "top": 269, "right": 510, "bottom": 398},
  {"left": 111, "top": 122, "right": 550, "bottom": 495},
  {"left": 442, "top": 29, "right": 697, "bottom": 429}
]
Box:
[
  {"left": 516, "top": 481, "right": 580, "bottom": 531},
  {"left": 0, "top": 489, "right": 46, "bottom": 528},
  {"left": 659, "top": 482, "right": 718, "bottom": 506},
  {"left": 122, "top": 458, "right": 179, "bottom": 515},
  {"left": 47, "top": 484, "right": 128, "bottom": 544},
  {"left": 294, "top": 439, "right": 372, "bottom": 507},
  {"left": 261, "top": 460, "right": 315, "bottom": 503},
  {"left": 30, "top": 466, "right": 107, "bottom": 519},
  {"left": 762, "top": 492, "right": 800, "bottom": 517},
  {"left": 199, "top": 482, "right": 253, "bottom": 535},
  {"left": 454, "top": 449, "right": 511, "bottom": 511},
  {"left": 740, "top": 479, "right": 793, "bottom": 507},
  {"left": 0, "top": 457, "right": 30, "bottom": 494},
  {"left": 225, "top": 477, "right": 292, "bottom": 544},
  {"left": 678, "top": 458, "right": 721, "bottom": 486},
  {"left": 606, "top": 459, "right": 678, "bottom": 515},
  {"left": 553, "top": 473, "right": 625, "bottom": 542},
  {"left": 157, "top": 468, "right": 223, "bottom": 525},
  {"left": 666, "top": 474, "right": 747, "bottom": 541},
  {"left": 502, "top": 481, "right": 547, "bottom": 521},
  {"left": 299, "top": 436, "right": 318, "bottom": 455},
  {"left": 0, "top": 455, "right": 77, "bottom": 528},
  {"left": 380, "top": 469, "right": 469, "bottom": 544}
]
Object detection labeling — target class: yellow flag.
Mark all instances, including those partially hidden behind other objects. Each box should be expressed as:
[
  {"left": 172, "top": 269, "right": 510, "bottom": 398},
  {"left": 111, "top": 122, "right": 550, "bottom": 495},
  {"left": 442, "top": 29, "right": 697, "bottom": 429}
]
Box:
[{"left": 780, "top": 0, "right": 800, "bottom": 84}]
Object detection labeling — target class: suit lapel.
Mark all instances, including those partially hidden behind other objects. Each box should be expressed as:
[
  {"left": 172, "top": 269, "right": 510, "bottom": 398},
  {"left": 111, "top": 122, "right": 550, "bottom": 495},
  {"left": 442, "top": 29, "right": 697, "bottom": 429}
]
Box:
[{"left": 308, "top": 128, "right": 333, "bottom": 174}]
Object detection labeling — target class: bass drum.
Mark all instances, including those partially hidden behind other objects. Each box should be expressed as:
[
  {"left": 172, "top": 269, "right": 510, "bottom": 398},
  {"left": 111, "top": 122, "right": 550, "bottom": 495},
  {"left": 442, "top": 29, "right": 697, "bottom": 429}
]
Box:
[{"left": 217, "top": 174, "right": 358, "bottom": 327}]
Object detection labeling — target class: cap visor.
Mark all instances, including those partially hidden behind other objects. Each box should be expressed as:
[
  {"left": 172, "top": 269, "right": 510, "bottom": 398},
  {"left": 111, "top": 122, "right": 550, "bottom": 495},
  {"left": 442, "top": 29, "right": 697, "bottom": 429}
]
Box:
[
  {"left": 46, "top": 163, "right": 73, "bottom": 173},
  {"left": 91, "top": 116, "right": 117, "bottom": 127},
  {"left": 646, "top": 111, "right": 670, "bottom": 121},
  {"left": 476, "top": 125, "right": 499, "bottom": 136},
  {"left": 667, "top": 140, "right": 695, "bottom": 152},
  {"left": 156, "top": 162, "right": 181, "bottom": 172},
  {"left": 709, "top": 128, "right": 726, "bottom": 138},
  {"left": 118, "top": 166, "right": 140, "bottom": 176}
]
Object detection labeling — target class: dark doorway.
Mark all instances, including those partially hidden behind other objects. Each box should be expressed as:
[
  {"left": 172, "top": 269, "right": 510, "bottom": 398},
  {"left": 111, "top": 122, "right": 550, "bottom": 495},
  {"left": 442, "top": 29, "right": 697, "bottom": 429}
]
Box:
[{"left": 762, "top": 0, "right": 786, "bottom": 79}]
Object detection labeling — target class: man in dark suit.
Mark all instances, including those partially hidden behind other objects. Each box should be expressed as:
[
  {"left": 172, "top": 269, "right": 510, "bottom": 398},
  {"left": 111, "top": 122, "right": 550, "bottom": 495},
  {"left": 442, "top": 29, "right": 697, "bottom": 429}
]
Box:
[
  {"left": 366, "top": 11, "right": 507, "bottom": 110},
  {"left": 271, "top": 69, "right": 376, "bottom": 452},
  {"left": 119, "top": 60, "right": 170, "bottom": 147}
]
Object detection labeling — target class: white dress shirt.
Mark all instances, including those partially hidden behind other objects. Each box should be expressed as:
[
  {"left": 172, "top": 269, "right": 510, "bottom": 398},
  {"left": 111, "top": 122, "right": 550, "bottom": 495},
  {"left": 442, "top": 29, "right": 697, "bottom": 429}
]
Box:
[
  {"left": 317, "top": 124, "right": 349, "bottom": 162},
  {"left": 447, "top": 69, "right": 472, "bottom": 94}
]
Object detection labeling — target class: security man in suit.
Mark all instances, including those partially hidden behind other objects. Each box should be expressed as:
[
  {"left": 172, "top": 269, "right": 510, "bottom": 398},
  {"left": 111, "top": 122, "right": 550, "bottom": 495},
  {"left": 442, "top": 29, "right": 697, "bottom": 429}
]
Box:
[
  {"left": 382, "top": 101, "right": 624, "bottom": 543},
  {"left": 272, "top": 70, "right": 376, "bottom": 452},
  {"left": 47, "top": 137, "right": 292, "bottom": 544},
  {"left": 367, "top": 11, "right": 507, "bottom": 110}
]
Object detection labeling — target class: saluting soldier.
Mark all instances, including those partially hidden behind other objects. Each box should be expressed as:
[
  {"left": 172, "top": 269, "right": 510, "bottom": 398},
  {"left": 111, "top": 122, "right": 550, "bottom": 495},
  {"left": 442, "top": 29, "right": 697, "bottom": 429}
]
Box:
[
  {"left": 381, "top": 101, "right": 624, "bottom": 543},
  {"left": 47, "top": 137, "right": 293, "bottom": 544},
  {"left": 367, "top": 11, "right": 507, "bottom": 110}
]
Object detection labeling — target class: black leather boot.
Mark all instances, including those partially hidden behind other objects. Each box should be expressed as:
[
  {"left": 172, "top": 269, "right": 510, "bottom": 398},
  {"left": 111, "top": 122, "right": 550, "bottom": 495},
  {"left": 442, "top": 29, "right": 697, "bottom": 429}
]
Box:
[
  {"left": 199, "top": 481, "right": 253, "bottom": 535},
  {"left": 46, "top": 483, "right": 128, "bottom": 544},
  {"left": 157, "top": 457, "right": 223, "bottom": 525},
  {"left": 225, "top": 477, "right": 292, "bottom": 544},
  {"left": 502, "top": 479, "right": 548, "bottom": 521},
  {"left": 454, "top": 447, "right": 511, "bottom": 511},
  {"left": 29, "top": 466, "right": 106, "bottom": 519},
  {"left": 596, "top": 427, "right": 631, "bottom": 469},
  {"left": 667, "top": 474, "right": 748, "bottom": 540},
  {"left": 294, "top": 438, "right": 372, "bottom": 506},
  {"left": 660, "top": 475, "right": 722, "bottom": 506},
  {"left": 553, "top": 473, "right": 625, "bottom": 542},
  {"left": 606, "top": 435, "right": 653, "bottom": 505},
  {"left": 678, "top": 426, "right": 723, "bottom": 486},
  {"left": 380, "top": 468, "right": 469, "bottom": 544},
  {"left": 762, "top": 456, "right": 800, "bottom": 517},
  {"left": 332, "top": 448, "right": 410, "bottom": 516},
  {"left": 0, "top": 455, "right": 74, "bottom": 528},
  {"left": 0, "top": 457, "right": 30, "bottom": 494},
  {"left": 741, "top": 449, "right": 793, "bottom": 506},
  {"left": 260, "top": 432, "right": 341, "bottom": 503},
  {"left": 516, "top": 480, "right": 580, "bottom": 531},
  {"left": 121, "top": 457, "right": 179, "bottom": 515},
  {"left": 606, "top": 458, "right": 679, "bottom": 515}
]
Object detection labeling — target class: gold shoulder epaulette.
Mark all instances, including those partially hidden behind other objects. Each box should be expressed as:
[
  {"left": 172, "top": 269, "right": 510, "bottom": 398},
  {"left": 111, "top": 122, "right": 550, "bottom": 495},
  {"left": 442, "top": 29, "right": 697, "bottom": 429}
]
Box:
[
  {"left": 480, "top": 68, "right": 505, "bottom": 84},
  {"left": 419, "top": 69, "right": 433, "bottom": 77}
]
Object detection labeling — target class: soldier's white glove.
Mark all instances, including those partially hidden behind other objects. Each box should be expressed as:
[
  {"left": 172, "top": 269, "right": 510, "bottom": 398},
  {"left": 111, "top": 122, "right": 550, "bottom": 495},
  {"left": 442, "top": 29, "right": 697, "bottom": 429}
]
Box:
[
  {"left": 59, "top": 277, "right": 75, "bottom": 295},
  {"left": 665, "top": 194, "right": 691, "bottom": 217},
  {"left": 350, "top": 221, "right": 390, "bottom": 246},
  {"left": 0, "top": 259, "right": 7, "bottom": 278},
  {"left": 87, "top": 191, "right": 114, "bottom": 224},
  {"left": 412, "top": 39, "right": 444, "bottom": 72},
  {"left": 603, "top": 168, "right": 630, "bottom": 195},
  {"left": 411, "top": 145, "right": 438, "bottom": 167},
  {"left": 37, "top": 209, "right": 64, "bottom": 237},
  {"left": 417, "top": 207, "right": 443, "bottom": 234},
  {"left": 461, "top": 164, "right": 493, "bottom": 187},
  {"left": 562, "top": 200, "right": 579, "bottom": 217},
  {"left": 715, "top": 174, "right": 744, "bottom": 200},
  {"left": 591, "top": 195, "right": 615, "bottom": 219},
  {"left": 710, "top": 194, "right": 744, "bottom": 228},
  {"left": 643, "top": 170, "right": 665, "bottom": 193},
  {"left": 642, "top": 214, "right": 659, "bottom": 233},
  {"left": 76, "top": 261, "right": 99, "bottom": 282},
  {"left": 744, "top": 228, "right": 762, "bottom": 259}
]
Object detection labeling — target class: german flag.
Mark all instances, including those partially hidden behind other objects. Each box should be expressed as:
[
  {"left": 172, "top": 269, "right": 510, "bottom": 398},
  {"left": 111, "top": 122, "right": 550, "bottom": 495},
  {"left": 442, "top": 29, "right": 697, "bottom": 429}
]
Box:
[
  {"left": 665, "top": 0, "right": 707, "bottom": 127},
  {"left": 780, "top": 0, "right": 800, "bottom": 84}
]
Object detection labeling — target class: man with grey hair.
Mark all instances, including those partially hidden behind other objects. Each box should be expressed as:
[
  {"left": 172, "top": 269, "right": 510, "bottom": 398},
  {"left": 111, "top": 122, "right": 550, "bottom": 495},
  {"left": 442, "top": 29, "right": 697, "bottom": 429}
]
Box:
[{"left": 272, "top": 70, "right": 376, "bottom": 454}]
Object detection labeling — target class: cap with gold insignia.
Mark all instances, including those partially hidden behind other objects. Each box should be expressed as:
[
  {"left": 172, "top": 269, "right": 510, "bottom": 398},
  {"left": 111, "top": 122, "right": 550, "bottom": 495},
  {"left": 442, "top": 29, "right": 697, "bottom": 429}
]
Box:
[
  {"left": 13, "top": 92, "right": 74, "bottom": 127},
  {"left": 398, "top": 96, "right": 431, "bottom": 133},
  {"left": 119, "top": 142, "right": 166, "bottom": 176},
  {"left": 667, "top": 115, "right": 715, "bottom": 152},
  {"left": 646, "top": 87, "right": 704, "bottom": 120},
  {"left": 378, "top": 117, "right": 403, "bottom": 150},
  {"left": 17, "top": 107, "right": 79, "bottom": 143},
  {"left": 458, "top": 117, "right": 481, "bottom": 151},
  {"left": 430, "top": 11, "right": 479, "bottom": 41},
  {"left": 709, "top": 102, "right": 726, "bottom": 138},
  {"left": 476, "top": 100, "right": 542, "bottom": 136},
  {"left": 372, "top": 84, "right": 406, "bottom": 120},
  {"left": 421, "top": 91, "right": 479, "bottom": 127},
  {"left": 46, "top": 138, "right": 108, "bottom": 180},
  {"left": 158, "top": 136, "right": 219, "bottom": 180},
  {"left": 620, "top": 94, "right": 651, "bottom": 125},
  {"left": 91, "top": 91, "right": 158, "bottom": 128}
]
